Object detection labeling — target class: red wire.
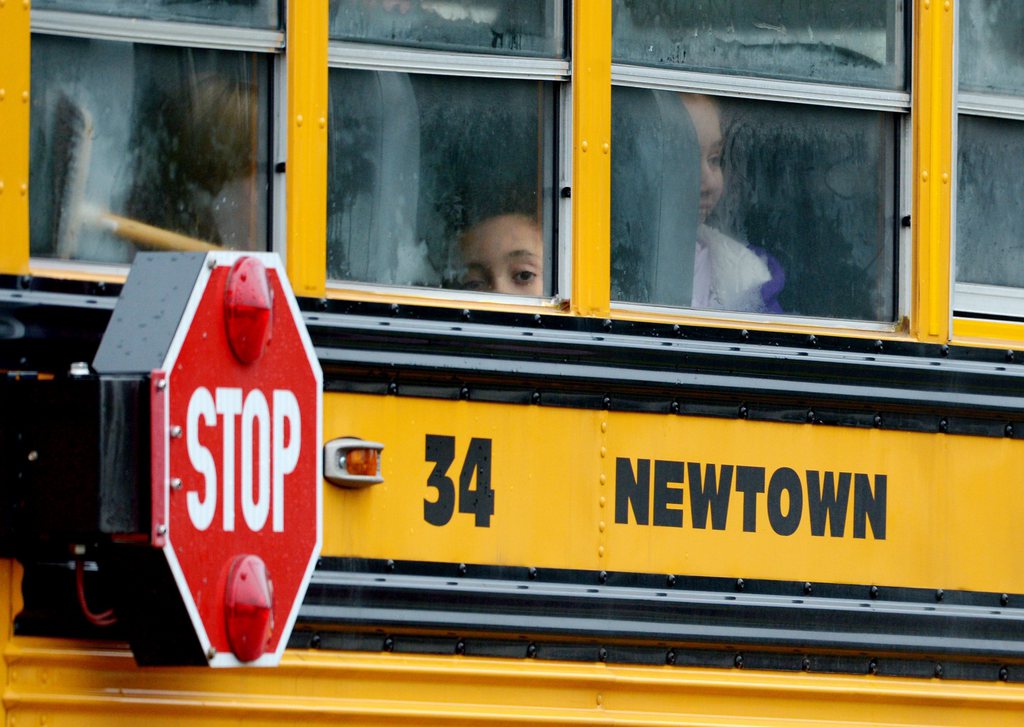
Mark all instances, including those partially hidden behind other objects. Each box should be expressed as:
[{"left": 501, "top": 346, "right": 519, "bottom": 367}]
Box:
[{"left": 75, "top": 559, "right": 117, "bottom": 627}]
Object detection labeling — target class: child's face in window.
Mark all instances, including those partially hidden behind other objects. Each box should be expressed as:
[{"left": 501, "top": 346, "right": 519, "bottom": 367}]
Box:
[
  {"left": 458, "top": 214, "right": 543, "bottom": 296},
  {"left": 681, "top": 94, "right": 724, "bottom": 223}
]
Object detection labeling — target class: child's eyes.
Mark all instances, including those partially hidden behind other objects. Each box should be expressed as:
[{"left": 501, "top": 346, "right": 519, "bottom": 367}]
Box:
[
  {"left": 462, "top": 277, "right": 489, "bottom": 291},
  {"left": 512, "top": 270, "right": 537, "bottom": 285},
  {"left": 708, "top": 154, "right": 722, "bottom": 168}
]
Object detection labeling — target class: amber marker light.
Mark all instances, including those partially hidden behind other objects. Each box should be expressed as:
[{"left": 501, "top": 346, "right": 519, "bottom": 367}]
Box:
[{"left": 323, "top": 437, "right": 385, "bottom": 487}]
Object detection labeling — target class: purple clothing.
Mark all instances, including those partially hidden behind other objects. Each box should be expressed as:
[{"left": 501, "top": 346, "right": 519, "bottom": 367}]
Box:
[{"left": 754, "top": 245, "right": 786, "bottom": 314}]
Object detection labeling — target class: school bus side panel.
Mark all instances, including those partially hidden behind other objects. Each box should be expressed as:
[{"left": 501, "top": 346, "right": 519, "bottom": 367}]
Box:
[{"left": 323, "top": 392, "right": 1024, "bottom": 595}]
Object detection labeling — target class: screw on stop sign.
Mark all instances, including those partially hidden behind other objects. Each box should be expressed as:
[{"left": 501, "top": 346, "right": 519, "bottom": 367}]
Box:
[
  {"left": 224, "top": 256, "right": 274, "bottom": 364},
  {"left": 225, "top": 554, "right": 274, "bottom": 662}
]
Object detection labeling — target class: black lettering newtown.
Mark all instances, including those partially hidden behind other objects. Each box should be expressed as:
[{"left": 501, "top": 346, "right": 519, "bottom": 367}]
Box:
[{"left": 613, "top": 458, "right": 887, "bottom": 540}]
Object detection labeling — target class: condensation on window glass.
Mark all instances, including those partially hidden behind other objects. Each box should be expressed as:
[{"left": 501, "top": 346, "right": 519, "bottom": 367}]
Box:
[
  {"left": 959, "top": 0, "right": 1024, "bottom": 95},
  {"left": 327, "top": 70, "right": 554, "bottom": 296},
  {"left": 956, "top": 115, "right": 1024, "bottom": 288},
  {"left": 611, "top": 90, "right": 896, "bottom": 321},
  {"left": 30, "top": 35, "right": 269, "bottom": 263},
  {"left": 612, "top": 1, "right": 904, "bottom": 90},
  {"left": 329, "top": 0, "right": 562, "bottom": 57},
  {"left": 32, "top": 0, "right": 278, "bottom": 28}
]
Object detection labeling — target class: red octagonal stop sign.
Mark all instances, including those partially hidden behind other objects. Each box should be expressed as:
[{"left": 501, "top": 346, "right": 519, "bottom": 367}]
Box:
[{"left": 149, "top": 252, "right": 322, "bottom": 667}]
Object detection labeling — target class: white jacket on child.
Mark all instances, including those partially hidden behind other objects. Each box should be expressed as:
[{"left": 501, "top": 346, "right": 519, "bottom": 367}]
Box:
[{"left": 691, "top": 224, "right": 776, "bottom": 313}]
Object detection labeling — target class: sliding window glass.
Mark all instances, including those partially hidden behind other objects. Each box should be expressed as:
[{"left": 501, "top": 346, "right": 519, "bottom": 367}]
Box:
[
  {"left": 955, "top": 0, "right": 1024, "bottom": 318},
  {"left": 326, "top": 0, "right": 564, "bottom": 299},
  {"left": 611, "top": 1, "right": 905, "bottom": 322},
  {"left": 29, "top": 7, "right": 279, "bottom": 264}
]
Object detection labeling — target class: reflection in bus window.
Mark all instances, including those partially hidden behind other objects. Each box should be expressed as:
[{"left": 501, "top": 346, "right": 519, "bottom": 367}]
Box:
[
  {"left": 956, "top": 0, "right": 1024, "bottom": 302},
  {"left": 32, "top": 0, "right": 278, "bottom": 28},
  {"left": 30, "top": 36, "right": 269, "bottom": 263},
  {"left": 329, "top": 0, "right": 562, "bottom": 57},
  {"left": 959, "top": 0, "right": 1024, "bottom": 95},
  {"left": 326, "top": 70, "right": 554, "bottom": 296},
  {"left": 957, "top": 118, "right": 1024, "bottom": 289},
  {"left": 612, "top": 0, "right": 903, "bottom": 90},
  {"left": 611, "top": 90, "right": 896, "bottom": 321}
]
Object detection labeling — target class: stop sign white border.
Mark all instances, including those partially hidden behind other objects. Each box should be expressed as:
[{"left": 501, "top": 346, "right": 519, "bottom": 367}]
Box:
[{"left": 151, "top": 251, "right": 323, "bottom": 667}]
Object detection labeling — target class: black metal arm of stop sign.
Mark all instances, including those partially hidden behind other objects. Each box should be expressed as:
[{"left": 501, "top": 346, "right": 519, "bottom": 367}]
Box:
[{"left": 0, "top": 363, "right": 149, "bottom": 626}]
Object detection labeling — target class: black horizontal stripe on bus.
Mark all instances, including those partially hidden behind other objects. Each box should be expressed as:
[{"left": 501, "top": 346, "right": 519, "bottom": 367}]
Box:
[
  {"left": 301, "top": 301, "right": 1024, "bottom": 436},
  {"left": 287, "top": 557, "right": 1024, "bottom": 681},
  {"left": 289, "top": 629, "right": 1022, "bottom": 682},
  {"left": 4, "top": 278, "right": 1024, "bottom": 435}
]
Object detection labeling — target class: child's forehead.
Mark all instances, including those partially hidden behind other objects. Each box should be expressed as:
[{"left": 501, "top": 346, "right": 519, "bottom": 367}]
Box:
[
  {"left": 681, "top": 94, "right": 721, "bottom": 123},
  {"left": 462, "top": 215, "right": 542, "bottom": 251},
  {"left": 681, "top": 94, "right": 723, "bottom": 149}
]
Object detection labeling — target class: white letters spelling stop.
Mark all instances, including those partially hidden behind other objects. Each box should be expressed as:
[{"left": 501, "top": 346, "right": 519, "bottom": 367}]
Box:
[{"left": 185, "top": 386, "right": 301, "bottom": 533}]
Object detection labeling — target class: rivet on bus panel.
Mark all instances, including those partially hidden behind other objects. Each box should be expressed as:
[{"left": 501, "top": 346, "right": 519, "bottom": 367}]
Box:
[
  {"left": 599, "top": 496, "right": 606, "bottom": 507},
  {"left": 598, "top": 546, "right": 604, "bottom": 557},
  {"left": 600, "top": 446, "right": 607, "bottom": 458},
  {"left": 581, "top": 140, "right": 589, "bottom": 152},
  {"left": 0, "top": 89, "right": 5, "bottom": 101}
]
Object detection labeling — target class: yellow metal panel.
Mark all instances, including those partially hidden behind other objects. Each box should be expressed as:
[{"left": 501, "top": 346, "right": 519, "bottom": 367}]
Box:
[
  {"left": 0, "top": 0, "right": 30, "bottom": 275},
  {"left": 570, "top": 2, "right": 611, "bottom": 318},
  {"left": 5, "top": 640, "right": 1024, "bottom": 725},
  {"left": 325, "top": 392, "right": 1024, "bottom": 594},
  {"left": 953, "top": 317, "right": 1024, "bottom": 346},
  {"left": 0, "top": 560, "right": 15, "bottom": 727},
  {"left": 285, "top": 1, "right": 328, "bottom": 298},
  {"left": 911, "top": 0, "right": 954, "bottom": 343}
]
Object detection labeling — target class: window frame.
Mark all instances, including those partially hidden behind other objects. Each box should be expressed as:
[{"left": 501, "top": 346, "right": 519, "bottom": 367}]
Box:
[
  {"left": 607, "top": 6, "right": 913, "bottom": 333},
  {"left": 946, "top": 6, "right": 1024, "bottom": 327},
  {"left": 322, "top": 34, "right": 572, "bottom": 309}
]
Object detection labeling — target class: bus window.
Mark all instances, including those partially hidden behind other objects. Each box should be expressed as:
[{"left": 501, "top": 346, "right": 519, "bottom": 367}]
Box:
[
  {"left": 327, "top": 1, "right": 563, "bottom": 299},
  {"left": 327, "top": 71, "right": 554, "bottom": 295},
  {"left": 954, "top": 0, "right": 1024, "bottom": 318},
  {"left": 31, "top": 0, "right": 279, "bottom": 28},
  {"left": 610, "top": 1, "right": 905, "bottom": 323},
  {"left": 329, "top": 0, "right": 562, "bottom": 58},
  {"left": 28, "top": 7, "right": 276, "bottom": 268},
  {"left": 29, "top": 15, "right": 274, "bottom": 264},
  {"left": 612, "top": 2, "right": 903, "bottom": 90},
  {"left": 612, "top": 90, "right": 896, "bottom": 320}
]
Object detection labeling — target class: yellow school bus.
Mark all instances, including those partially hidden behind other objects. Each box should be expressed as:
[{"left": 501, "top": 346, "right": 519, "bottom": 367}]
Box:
[{"left": 3, "top": 0, "right": 1024, "bottom": 724}]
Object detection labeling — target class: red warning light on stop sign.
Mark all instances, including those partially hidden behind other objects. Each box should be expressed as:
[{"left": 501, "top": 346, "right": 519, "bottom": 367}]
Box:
[{"left": 155, "top": 253, "right": 321, "bottom": 668}]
